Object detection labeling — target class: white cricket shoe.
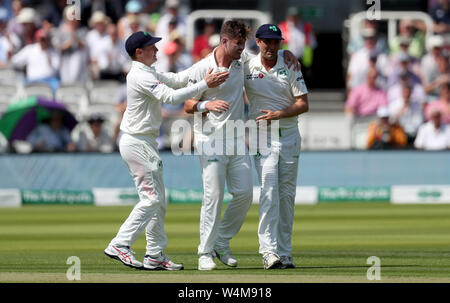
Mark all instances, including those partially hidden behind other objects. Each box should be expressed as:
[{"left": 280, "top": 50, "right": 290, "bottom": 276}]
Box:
[
  {"left": 104, "top": 245, "right": 143, "bottom": 269},
  {"left": 214, "top": 248, "right": 238, "bottom": 267},
  {"left": 143, "top": 253, "right": 184, "bottom": 270},
  {"left": 198, "top": 253, "right": 217, "bottom": 271},
  {"left": 263, "top": 252, "right": 282, "bottom": 270},
  {"left": 280, "top": 256, "right": 296, "bottom": 269}
]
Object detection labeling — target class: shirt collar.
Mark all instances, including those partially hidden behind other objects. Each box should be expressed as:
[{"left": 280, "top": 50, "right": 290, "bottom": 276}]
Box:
[
  {"left": 132, "top": 60, "right": 155, "bottom": 73},
  {"left": 209, "top": 47, "right": 243, "bottom": 69},
  {"left": 254, "top": 53, "right": 283, "bottom": 72}
]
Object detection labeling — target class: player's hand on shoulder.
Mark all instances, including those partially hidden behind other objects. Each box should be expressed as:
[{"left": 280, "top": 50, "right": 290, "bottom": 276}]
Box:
[
  {"left": 283, "top": 50, "right": 301, "bottom": 72},
  {"left": 204, "top": 68, "right": 229, "bottom": 88},
  {"left": 206, "top": 99, "right": 230, "bottom": 113}
]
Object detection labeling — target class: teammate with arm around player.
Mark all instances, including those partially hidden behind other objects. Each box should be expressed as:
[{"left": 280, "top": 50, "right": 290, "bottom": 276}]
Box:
[
  {"left": 104, "top": 31, "right": 229, "bottom": 270},
  {"left": 244, "top": 24, "right": 309, "bottom": 269}
]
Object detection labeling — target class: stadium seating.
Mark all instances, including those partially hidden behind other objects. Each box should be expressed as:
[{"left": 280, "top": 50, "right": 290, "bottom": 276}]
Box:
[
  {"left": 23, "top": 83, "right": 54, "bottom": 100},
  {"left": 0, "top": 84, "right": 22, "bottom": 115},
  {"left": 55, "top": 84, "right": 90, "bottom": 120},
  {"left": 84, "top": 103, "right": 120, "bottom": 128},
  {"left": 89, "top": 80, "right": 123, "bottom": 105},
  {"left": 0, "top": 67, "right": 19, "bottom": 86}
]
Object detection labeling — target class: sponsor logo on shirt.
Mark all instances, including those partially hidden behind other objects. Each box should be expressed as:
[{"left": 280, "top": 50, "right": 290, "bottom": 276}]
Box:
[
  {"left": 188, "top": 79, "right": 198, "bottom": 85},
  {"left": 246, "top": 74, "right": 263, "bottom": 80},
  {"left": 149, "top": 81, "right": 163, "bottom": 92},
  {"left": 296, "top": 75, "right": 304, "bottom": 81}
]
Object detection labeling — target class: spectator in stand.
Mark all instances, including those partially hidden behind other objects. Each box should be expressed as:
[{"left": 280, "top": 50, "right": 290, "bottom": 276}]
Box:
[
  {"left": 26, "top": 110, "right": 76, "bottom": 153},
  {"left": 421, "top": 35, "right": 445, "bottom": 86},
  {"left": 15, "top": 6, "right": 38, "bottom": 48},
  {"left": 389, "top": 19, "right": 425, "bottom": 59},
  {"left": 414, "top": 107, "right": 450, "bottom": 150},
  {"left": 55, "top": 5, "right": 89, "bottom": 85},
  {"left": 387, "top": 52, "right": 421, "bottom": 88},
  {"left": 387, "top": 69, "right": 426, "bottom": 106},
  {"left": 80, "top": 0, "right": 123, "bottom": 25},
  {"left": 387, "top": 36, "right": 421, "bottom": 76},
  {"left": 425, "top": 81, "right": 450, "bottom": 124},
  {"left": 388, "top": 83, "right": 424, "bottom": 146},
  {"left": 6, "top": 0, "right": 23, "bottom": 38},
  {"left": 95, "top": 23, "right": 130, "bottom": 83},
  {"left": 72, "top": 113, "right": 114, "bottom": 153},
  {"left": 0, "top": 7, "right": 19, "bottom": 66},
  {"left": 11, "top": 28, "right": 60, "bottom": 91},
  {"left": 366, "top": 106, "right": 408, "bottom": 150},
  {"left": 278, "top": 6, "right": 317, "bottom": 64},
  {"left": 347, "top": 19, "right": 388, "bottom": 56},
  {"left": 429, "top": 0, "right": 450, "bottom": 34},
  {"left": 43, "top": 0, "right": 66, "bottom": 28},
  {"left": 345, "top": 66, "right": 388, "bottom": 117},
  {"left": 86, "top": 11, "right": 111, "bottom": 80},
  {"left": 154, "top": 0, "right": 187, "bottom": 72},
  {"left": 192, "top": 18, "right": 216, "bottom": 63},
  {"left": 164, "top": 30, "right": 191, "bottom": 73},
  {"left": 346, "top": 28, "right": 388, "bottom": 91},
  {"left": 423, "top": 50, "right": 450, "bottom": 102},
  {"left": 117, "top": 0, "right": 146, "bottom": 40}
]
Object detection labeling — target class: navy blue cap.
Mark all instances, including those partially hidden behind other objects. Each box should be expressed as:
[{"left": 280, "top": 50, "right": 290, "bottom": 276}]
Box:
[
  {"left": 125, "top": 31, "right": 162, "bottom": 56},
  {"left": 255, "top": 24, "right": 284, "bottom": 40}
]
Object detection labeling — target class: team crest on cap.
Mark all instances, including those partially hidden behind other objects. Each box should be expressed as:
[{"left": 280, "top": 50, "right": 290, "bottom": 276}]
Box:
[{"left": 269, "top": 25, "right": 278, "bottom": 32}]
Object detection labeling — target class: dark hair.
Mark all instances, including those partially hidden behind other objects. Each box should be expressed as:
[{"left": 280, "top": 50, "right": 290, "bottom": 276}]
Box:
[{"left": 220, "top": 20, "right": 250, "bottom": 40}]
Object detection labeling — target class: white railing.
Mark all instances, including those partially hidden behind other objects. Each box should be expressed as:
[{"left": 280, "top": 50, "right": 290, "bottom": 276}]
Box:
[{"left": 348, "top": 10, "right": 434, "bottom": 44}]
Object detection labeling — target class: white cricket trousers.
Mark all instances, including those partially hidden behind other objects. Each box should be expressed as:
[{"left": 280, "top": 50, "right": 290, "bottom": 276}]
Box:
[
  {"left": 196, "top": 142, "right": 253, "bottom": 255},
  {"left": 110, "top": 133, "right": 168, "bottom": 256},
  {"left": 253, "top": 127, "right": 301, "bottom": 257}
]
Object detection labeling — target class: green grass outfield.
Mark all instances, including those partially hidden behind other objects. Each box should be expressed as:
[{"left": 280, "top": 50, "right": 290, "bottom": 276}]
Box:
[{"left": 1, "top": 203, "right": 450, "bottom": 283}]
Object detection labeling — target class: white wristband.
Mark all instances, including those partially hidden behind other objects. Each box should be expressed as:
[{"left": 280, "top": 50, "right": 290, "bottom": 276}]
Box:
[{"left": 196, "top": 101, "right": 210, "bottom": 112}]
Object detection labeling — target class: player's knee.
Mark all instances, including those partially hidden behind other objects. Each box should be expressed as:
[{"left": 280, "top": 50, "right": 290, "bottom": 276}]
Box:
[{"left": 232, "top": 188, "right": 253, "bottom": 203}]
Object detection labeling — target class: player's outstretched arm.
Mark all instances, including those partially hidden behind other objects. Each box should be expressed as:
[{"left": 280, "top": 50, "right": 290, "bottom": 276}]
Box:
[{"left": 256, "top": 94, "right": 308, "bottom": 121}]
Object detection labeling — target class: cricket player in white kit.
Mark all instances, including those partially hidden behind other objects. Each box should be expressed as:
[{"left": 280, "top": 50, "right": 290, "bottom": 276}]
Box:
[
  {"left": 104, "top": 31, "right": 229, "bottom": 270},
  {"left": 244, "top": 24, "right": 309, "bottom": 269},
  {"left": 184, "top": 21, "right": 301, "bottom": 271}
]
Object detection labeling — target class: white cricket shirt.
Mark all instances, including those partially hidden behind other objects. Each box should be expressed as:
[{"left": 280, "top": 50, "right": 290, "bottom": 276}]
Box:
[
  {"left": 244, "top": 53, "right": 308, "bottom": 130},
  {"left": 120, "top": 61, "right": 208, "bottom": 137},
  {"left": 187, "top": 48, "right": 251, "bottom": 142}
]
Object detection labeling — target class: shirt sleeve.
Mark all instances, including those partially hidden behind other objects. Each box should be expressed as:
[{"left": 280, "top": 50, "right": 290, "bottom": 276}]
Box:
[
  {"left": 11, "top": 45, "right": 29, "bottom": 68},
  {"left": 156, "top": 65, "right": 194, "bottom": 89},
  {"left": 241, "top": 49, "right": 255, "bottom": 63},
  {"left": 290, "top": 69, "right": 308, "bottom": 97},
  {"left": 186, "top": 65, "right": 207, "bottom": 100},
  {"left": 140, "top": 76, "right": 209, "bottom": 105}
]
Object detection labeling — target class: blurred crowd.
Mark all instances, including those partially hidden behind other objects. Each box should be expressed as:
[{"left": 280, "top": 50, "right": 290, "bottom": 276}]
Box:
[
  {"left": 0, "top": 0, "right": 317, "bottom": 154},
  {"left": 345, "top": 1, "right": 450, "bottom": 150},
  {"left": 0, "top": 0, "right": 449, "bottom": 153}
]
